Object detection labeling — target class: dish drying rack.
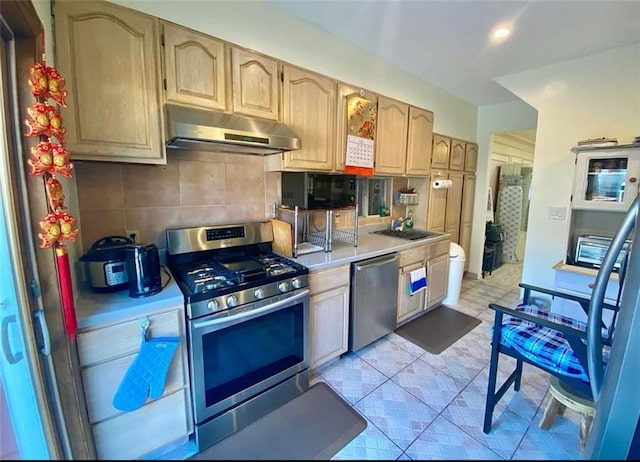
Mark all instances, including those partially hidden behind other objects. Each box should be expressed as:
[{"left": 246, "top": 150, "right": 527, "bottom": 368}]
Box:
[
  {"left": 272, "top": 204, "right": 358, "bottom": 258},
  {"left": 395, "top": 193, "right": 419, "bottom": 205}
]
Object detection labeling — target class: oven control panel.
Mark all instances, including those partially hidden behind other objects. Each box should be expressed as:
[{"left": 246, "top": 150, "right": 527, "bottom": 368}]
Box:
[
  {"left": 190, "top": 275, "right": 309, "bottom": 319},
  {"left": 206, "top": 226, "right": 245, "bottom": 241}
]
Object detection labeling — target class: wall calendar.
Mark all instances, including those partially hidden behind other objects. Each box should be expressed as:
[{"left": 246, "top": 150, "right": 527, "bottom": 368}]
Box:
[{"left": 344, "top": 94, "right": 376, "bottom": 176}]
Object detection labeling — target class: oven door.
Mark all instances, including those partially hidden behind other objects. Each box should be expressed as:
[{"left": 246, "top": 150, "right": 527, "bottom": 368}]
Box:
[{"left": 189, "top": 288, "right": 309, "bottom": 424}]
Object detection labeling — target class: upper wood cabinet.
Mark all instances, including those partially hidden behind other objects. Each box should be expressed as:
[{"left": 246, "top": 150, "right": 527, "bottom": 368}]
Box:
[
  {"left": 444, "top": 171, "right": 464, "bottom": 243},
  {"left": 162, "top": 23, "right": 229, "bottom": 111},
  {"left": 427, "top": 172, "right": 448, "bottom": 233},
  {"left": 54, "top": 0, "right": 165, "bottom": 164},
  {"left": 335, "top": 83, "right": 379, "bottom": 173},
  {"left": 429, "top": 170, "right": 464, "bottom": 243},
  {"left": 431, "top": 134, "right": 451, "bottom": 170},
  {"left": 279, "top": 65, "right": 337, "bottom": 171},
  {"left": 375, "top": 96, "right": 409, "bottom": 175},
  {"left": 459, "top": 173, "right": 476, "bottom": 271},
  {"left": 464, "top": 142, "right": 478, "bottom": 172},
  {"left": 405, "top": 106, "right": 434, "bottom": 176},
  {"left": 449, "top": 138, "right": 466, "bottom": 171},
  {"left": 231, "top": 47, "right": 280, "bottom": 120}
]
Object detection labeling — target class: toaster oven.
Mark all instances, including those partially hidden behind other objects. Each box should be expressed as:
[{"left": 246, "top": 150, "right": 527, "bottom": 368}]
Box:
[{"left": 575, "top": 235, "right": 632, "bottom": 271}]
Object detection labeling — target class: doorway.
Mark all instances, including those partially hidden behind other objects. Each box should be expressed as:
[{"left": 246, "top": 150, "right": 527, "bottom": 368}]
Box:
[{"left": 484, "top": 130, "right": 536, "bottom": 287}]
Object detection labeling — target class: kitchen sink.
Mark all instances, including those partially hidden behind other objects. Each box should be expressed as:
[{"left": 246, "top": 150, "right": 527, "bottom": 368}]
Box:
[{"left": 372, "top": 229, "right": 441, "bottom": 240}]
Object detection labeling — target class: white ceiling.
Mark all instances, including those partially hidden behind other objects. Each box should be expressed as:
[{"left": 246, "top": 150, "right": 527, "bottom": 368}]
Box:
[{"left": 267, "top": 0, "right": 640, "bottom": 107}]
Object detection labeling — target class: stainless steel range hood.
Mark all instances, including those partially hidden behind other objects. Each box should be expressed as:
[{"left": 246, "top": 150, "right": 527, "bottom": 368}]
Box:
[{"left": 165, "top": 104, "right": 301, "bottom": 155}]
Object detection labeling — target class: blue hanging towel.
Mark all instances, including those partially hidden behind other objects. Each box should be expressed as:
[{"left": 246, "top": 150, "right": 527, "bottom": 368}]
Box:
[
  {"left": 408, "top": 267, "right": 427, "bottom": 295},
  {"left": 113, "top": 336, "right": 180, "bottom": 412}
]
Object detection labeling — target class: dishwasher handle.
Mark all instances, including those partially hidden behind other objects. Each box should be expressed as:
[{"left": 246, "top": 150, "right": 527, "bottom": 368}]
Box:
[{"left": 353, "top": 253, "right": 399, "bottom": 271}]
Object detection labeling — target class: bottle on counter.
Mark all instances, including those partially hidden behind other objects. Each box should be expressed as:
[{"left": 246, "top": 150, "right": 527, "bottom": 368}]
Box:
[{"left": 404, "top": 210, "right": 414, "bottom": 229}]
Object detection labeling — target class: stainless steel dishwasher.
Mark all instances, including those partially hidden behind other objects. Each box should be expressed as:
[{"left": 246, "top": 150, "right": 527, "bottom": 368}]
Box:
[{"left": 349, "top": 252, "right": 399, "bottom": 352}]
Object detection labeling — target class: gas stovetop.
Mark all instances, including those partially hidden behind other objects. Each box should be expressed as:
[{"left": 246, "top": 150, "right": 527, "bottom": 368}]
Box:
[
  {"left": 166, "top": 223, "right": 309, "bottom": 320},
  {"left": 174, "top": 252, "right": 306, "bottom": 296}
]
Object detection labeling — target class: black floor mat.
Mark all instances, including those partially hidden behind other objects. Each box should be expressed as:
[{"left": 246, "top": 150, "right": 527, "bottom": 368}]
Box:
[
  {"left": 190, "top": 382, "right": 367, "bottom": 460},
  {"left": 395, "top": 305, "right": 482, "bottom": 354}
]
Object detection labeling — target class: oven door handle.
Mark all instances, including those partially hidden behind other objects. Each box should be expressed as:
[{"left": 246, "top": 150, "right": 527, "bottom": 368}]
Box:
[{"left": 192, "top": 288, "right": 310, "bottom": 330}]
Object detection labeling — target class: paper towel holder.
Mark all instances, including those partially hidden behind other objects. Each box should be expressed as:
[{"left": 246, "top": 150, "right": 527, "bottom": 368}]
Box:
[{"left": 432, "top": 179, "right": 453, "bottom": 189}]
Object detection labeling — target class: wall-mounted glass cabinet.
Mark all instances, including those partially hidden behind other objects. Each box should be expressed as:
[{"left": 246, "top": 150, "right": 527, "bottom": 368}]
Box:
[{"left": 571, "top": 145, "right": 640, "bottom": 211}]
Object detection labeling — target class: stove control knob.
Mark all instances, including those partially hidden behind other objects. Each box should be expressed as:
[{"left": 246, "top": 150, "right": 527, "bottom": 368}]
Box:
[
  {"left": 226, "top": 295, "right": 238, "bottom": 308},
  {"left": 278, "top": 281, "right": 290, "bottom": 293},
  {"left": 291, "top": 278, "right": 303, "bottom": 289},
  {"left": 207, "top": 299, "right": 221, "bottom": 312},
  {"left": 254, "top": 288, "right": 265, "bottom": 300}
]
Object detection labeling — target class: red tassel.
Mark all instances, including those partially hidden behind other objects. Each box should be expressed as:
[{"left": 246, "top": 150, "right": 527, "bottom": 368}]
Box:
[{"left": 55, "top": 244, "right": 77, "bottom": 339}]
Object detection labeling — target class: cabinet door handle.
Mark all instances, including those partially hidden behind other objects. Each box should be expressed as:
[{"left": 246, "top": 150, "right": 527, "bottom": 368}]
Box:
[{"left": 628, "top": 177, "right": 637, "bottom": 183}]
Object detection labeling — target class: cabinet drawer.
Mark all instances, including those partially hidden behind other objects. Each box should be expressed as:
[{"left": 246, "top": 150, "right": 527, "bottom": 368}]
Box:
[
  {"left": 426, "top": 240, "right": 450, "bottom": 259},
  {"left": 92, "top": 388, "right": 189, "bottom": 460},
  {"left": 78, "top": 309, "right": 183, "bottom": 367},
  {"left": 309, "top": 264, "right": 349, "bottom": 294},
  {"left": 398, "top": 246, "right": 427, "bottom": 267},
  {"left": 81, "top": 348, "right": 185, "bottom": 424}
]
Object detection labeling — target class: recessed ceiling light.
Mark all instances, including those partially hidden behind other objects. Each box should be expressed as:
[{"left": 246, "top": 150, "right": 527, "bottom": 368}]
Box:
[{"left": 492, "top": 27, "right": 512, "bottom": 39}]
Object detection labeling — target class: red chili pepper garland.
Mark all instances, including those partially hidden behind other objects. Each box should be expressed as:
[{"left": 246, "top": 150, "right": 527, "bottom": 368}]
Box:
[{"left": 24, "top": 57, "right": 78, "bottom": 340}]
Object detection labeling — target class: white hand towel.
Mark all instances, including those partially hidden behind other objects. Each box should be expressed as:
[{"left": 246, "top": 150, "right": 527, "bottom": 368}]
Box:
[{"left": 408, "top": 267, "right": 427, "bottom": 295}]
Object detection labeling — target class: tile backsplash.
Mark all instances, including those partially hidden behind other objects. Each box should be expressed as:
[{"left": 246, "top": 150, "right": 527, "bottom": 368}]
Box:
[{"left": 75, "top": 150, "right": 280, "bottom": 252}]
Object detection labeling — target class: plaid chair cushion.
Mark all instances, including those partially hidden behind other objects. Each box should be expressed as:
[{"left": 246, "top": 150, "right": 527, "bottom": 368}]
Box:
[{"left": 497, "top": 304, "right": 609, "bottom": 382}]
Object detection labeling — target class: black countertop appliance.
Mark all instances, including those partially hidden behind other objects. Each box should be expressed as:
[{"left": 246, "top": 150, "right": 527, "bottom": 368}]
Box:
[{"left": 125, "top": 243, "right": 162, "bottom": 298}]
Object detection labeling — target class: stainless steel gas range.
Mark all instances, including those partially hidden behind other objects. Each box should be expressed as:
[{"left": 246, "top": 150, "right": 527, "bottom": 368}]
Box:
[{"left": 166, "top": 222, "right": 310, "bottom": 452}]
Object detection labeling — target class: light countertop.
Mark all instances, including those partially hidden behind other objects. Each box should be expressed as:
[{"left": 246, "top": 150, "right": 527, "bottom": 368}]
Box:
[
  {"left": 289, "top": 225, "right": 450, "bottom": 271},
  {"left": 75, "top": 268, "right": 184, "bottom": 330},
  {"left": 74, "top": 226, "right": 450, "bottom": 329}
]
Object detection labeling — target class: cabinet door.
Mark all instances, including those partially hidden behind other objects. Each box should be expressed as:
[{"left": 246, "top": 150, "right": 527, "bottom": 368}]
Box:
[
  {"left": 81, "top": 347, "right": 185, "bottom": 424},
  {"left": 335, "top": 83, "right": 378, "bottom": 172},
  {"left": 309, "top": 285, "right": 349, "bottom": 369},
  {"left": 445, "top": 171, "right": 464, "bottom": 243},
  {"left": 231, "top": 47, "right": 280, "bottom": 120},
  {"left": 449, "top": 138, "right": 466, "bottom": 171},
  {"left": 92, "top": 389, "right": 189, "bottom": 460},
  {"left": 163, "top": 23, "right": 228, "bottom": 111},
  {"left": 54, "top": 0, "right": 165, "bottom": 164},
  {"left": 397, "top": 262, "right": 426, "bottom": 324},
  {"left": 77, "top": 305, "right": 191, "bottom": 459},
  {"left": 431, "top": 134, "right": 451, "bottom": 170},
  {"left": 464, "top": 142, "right": 478, "bottom": 172},
  {"left": 406, "top": 106, "right": 434, "bottom": 176},
  {"left": 375, "top": 96, "right": 409, "bottom": 175},
  {"left": 426, "top": 253, "right": 449, "bottom": 308},
  {"left": 427, "top": 174, "right": 448, "bottom": 233},
  {"left": 282, "top": 65, "right": 336, "bottom": 171},
  {"left": 571, "top": 147, "right": 640, "bottom": 211},
  {"left": 459, "top": 174, "right": 476, "bottom": 271}
]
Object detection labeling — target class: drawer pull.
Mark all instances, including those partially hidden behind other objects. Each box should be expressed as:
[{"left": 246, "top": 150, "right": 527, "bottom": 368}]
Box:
[{"left": 588, "top": 283, "right": 594, "bottom": 289}]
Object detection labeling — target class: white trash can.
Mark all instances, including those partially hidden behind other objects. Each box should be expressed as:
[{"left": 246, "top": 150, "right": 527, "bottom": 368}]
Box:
[{"left": 442, "top": 243, "right": 466, "bottom": 307}]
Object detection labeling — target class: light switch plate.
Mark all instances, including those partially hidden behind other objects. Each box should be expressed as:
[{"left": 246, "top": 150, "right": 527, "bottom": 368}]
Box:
[{"left": 548, "top": 206, "right": 566, "bottom": 220}]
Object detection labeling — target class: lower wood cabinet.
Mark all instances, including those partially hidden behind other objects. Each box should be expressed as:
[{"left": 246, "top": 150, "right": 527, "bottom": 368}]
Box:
[
  {"left": 396, "top": 238, "right": 450, "bottom": 326},
  {"left": 397, "top": 260, "right": 427, "bottom": 325},
  {"left": 308, "top": 264, "right": 350, "bottom": 369},
  {"left": 426, "top": 252, "right": 449, "bottom": 308},
  {"left": 77, "top": 305, "right": 192, "bottom": 460}
]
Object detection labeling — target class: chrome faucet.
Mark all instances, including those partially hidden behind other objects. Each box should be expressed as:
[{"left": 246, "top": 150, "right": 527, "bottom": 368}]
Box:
[{"left": 391, "top": 217, "right": 406, "bottom": 231}]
